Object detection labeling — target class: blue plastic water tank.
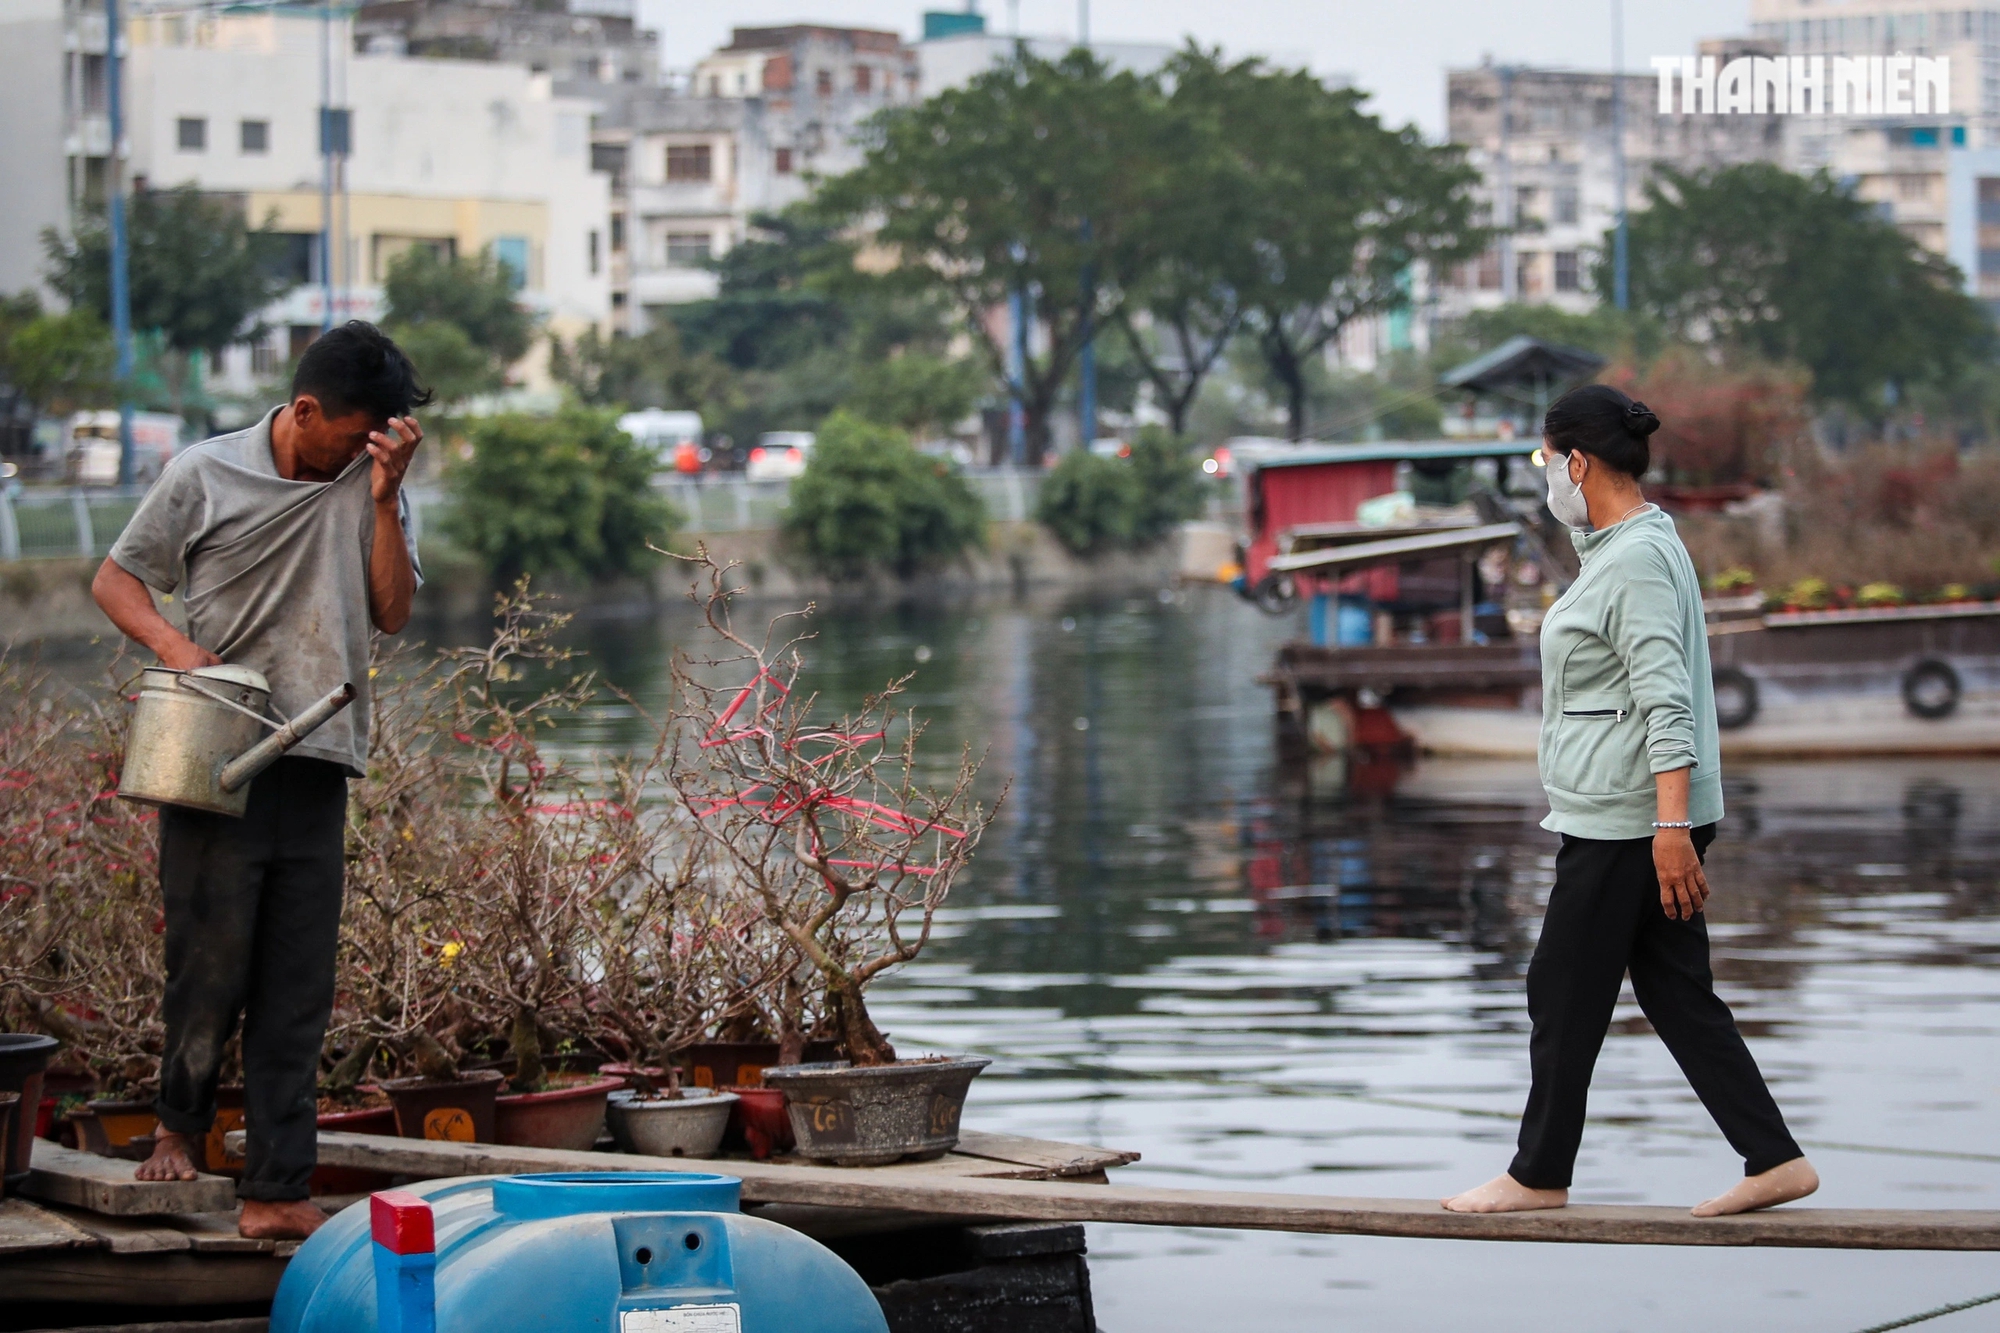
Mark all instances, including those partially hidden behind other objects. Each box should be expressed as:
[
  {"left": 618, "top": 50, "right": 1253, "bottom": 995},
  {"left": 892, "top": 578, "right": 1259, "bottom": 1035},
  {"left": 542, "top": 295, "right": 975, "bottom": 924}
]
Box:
[{"left": 272, "top": 1172, "right": 890, "bottom": 1333}]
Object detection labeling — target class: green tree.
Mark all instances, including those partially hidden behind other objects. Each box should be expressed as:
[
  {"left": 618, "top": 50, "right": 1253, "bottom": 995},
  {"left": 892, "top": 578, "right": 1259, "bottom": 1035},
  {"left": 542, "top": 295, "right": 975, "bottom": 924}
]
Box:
[
  {"left": 443, "top": 407, "right": 679, "bottom": 583},
  {"left": 842, "top": 352, "right": 985, "bottom": 437},
  {"left": 782, "top": 411, "right": 986, "bottom": 579},
  {"left": 549, "top": 324, "right": 740, "bottom": 418},
  {"left": 819, "top": 51, "right": 1177, "bottom": 462},
  {"left": 0, "top": 293, "right": 116, "bottom": 417},
  {"left": 382, "top": 245, "right": 535, "bottom": 399},
  {"left": 1036, "top": 427, "right": 1206, "bottom": 556},
  {"left": 671, "top": 212, "right": 853, "bottom": 371},
  {"left": 1173, "top": 54, "right": 1485, "bottom": 439},
  {"left": 1604, "top": 164, "right": 1992, "bottom": 412},
  {"left": 43, "top": 186, "right": 291, "bottom": 355}
]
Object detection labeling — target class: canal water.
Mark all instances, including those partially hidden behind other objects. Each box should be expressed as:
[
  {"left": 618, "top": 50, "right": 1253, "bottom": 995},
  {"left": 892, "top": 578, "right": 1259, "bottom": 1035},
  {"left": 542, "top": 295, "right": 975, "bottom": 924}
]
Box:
[
  {"left": 539, "top": 580, "right": 2000, "bottom": 1333},
  {"left": 37, "top": 580, "right": 2000, "bottom": 1329}
]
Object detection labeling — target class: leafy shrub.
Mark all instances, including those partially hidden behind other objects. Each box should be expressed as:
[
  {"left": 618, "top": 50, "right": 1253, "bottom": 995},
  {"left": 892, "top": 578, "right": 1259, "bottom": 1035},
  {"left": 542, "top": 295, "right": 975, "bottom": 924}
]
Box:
[
  {"left": 1036, "top": 428, "right": 1207, "bottom": 557},
  {"left": 782, "top": 411, "right": 986, "bottom": 579},
  {"left": 443, "top": 407, "right": 680, "bottom": 583}
]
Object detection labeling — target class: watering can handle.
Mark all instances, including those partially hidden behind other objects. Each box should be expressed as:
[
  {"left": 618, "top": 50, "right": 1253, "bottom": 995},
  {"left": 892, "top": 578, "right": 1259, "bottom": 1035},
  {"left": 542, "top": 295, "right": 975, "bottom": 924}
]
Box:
[
  {"left": 217, "top": 682, "right": 357, "bottom": 793},
  {"left": 175, "top": 674, "right": 287, "bottom": 730}
]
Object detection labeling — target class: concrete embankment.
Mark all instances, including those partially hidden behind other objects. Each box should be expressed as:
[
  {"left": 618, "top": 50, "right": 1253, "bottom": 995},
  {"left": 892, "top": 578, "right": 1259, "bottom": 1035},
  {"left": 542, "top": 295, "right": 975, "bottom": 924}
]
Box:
[{"left": 7, "top": 521, "right": 1209, "bottom": 645}]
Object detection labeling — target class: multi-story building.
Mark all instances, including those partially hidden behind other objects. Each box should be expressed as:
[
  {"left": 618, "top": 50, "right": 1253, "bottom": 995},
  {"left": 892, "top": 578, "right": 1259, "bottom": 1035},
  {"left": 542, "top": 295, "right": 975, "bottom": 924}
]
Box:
[
  {"left": 1439, "top": 60, "right": 1787, "bottom": 320},
  {"left": 353, "top": 0, "right": 657, "bottom": 84},
  {"left": 1747, "top": 1, "right": 1996, "bottom": 257},
  {"left": 0, "top": 5, "right": 614, "bottom": 395},
  {"left": 582, "top": 24, "right": 921, "bottom": 331},
  {"left": 0, "top": 0, "right": 112, "bottom": 299}
]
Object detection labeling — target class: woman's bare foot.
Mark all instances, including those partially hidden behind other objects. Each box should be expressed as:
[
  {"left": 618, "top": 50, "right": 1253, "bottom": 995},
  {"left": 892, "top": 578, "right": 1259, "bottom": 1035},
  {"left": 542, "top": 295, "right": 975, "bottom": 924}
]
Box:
[
  {"left": 1692, "top": 1156, "right": 1819, "bottom": 1217},
  {"left": 134, "top": 1130, "right": 200, "bottom": 1182},
  {"left": 239, "top": 1198, "right": 329, "bottom": 1240},
  {"left": 1441, "top": 1174, "right": 1569, "bottom": 1213}
]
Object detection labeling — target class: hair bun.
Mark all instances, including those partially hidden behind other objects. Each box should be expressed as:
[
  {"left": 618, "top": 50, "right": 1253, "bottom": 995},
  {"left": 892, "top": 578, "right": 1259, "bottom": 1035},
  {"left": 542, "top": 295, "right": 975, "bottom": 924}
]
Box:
[{"left": 1623, "top": 400, "right": 1661, "bottom": 438}]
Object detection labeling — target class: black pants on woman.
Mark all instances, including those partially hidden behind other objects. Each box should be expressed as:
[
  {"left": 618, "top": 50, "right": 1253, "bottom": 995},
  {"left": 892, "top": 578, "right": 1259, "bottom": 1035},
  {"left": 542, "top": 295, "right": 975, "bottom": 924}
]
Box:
[
  {"left": 1508, "top": 824, "right": 1802, "bottom": 1190},
  {"left": 153, "top": 757, "right": 348, "bottom": 1202}
]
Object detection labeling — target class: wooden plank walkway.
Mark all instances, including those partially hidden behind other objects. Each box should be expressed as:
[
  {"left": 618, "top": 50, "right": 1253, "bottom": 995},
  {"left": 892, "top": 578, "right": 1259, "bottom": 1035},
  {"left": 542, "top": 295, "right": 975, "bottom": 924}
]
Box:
[
  {"left": 314, "top": 1131, "right": 2000, "bottom": 1252},
  {"left": 22, "top": 1140, "right": 238, "bottom": 1216}
]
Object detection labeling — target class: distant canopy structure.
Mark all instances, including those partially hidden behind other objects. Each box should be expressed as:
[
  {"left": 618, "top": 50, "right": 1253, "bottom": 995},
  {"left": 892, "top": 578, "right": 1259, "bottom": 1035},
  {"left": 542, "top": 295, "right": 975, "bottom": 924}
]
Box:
[{"left": 1439, "top": 336, "right": 1606, "bottom": 437}]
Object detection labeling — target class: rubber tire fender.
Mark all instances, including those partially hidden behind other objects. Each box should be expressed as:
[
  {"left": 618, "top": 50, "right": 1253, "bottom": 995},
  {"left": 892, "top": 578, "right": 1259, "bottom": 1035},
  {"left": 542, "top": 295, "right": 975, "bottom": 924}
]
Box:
[
  {"left": 1903, "top": 658, "right": 1961, "bottom": 720},
  {"left": 1711, "top": 666, "right": 1759, "bottom": 730},
  {"left": 1251, "top": 572, "right": 1298, "bottom": 615}
]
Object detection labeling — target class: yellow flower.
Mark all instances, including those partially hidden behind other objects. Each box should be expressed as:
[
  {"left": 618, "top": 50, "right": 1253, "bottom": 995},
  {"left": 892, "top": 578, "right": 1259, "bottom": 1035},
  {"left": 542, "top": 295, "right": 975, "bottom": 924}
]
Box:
[{"left": 440, "top": 940, "right": 464, "bottom": 966}]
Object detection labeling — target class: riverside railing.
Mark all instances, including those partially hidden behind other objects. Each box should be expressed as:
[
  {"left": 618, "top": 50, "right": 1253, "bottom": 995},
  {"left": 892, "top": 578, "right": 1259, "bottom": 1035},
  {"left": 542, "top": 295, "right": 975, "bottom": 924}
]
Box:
[{"left": 0, "top": 469, "right": 1056, "bottom": 562}]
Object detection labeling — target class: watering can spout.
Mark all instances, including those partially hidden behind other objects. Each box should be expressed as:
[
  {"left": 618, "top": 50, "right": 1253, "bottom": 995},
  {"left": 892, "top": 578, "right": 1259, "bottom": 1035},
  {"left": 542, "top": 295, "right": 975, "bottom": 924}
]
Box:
[{"left": 218, "top": 682, "right": 357, "bottom": 794}]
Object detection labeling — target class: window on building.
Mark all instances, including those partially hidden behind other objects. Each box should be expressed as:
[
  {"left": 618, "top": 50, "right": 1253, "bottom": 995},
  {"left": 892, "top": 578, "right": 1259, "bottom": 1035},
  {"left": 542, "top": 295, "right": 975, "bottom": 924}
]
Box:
[
  {"left": 815, "top": 68, "right": 833, "bottom": 95},
  {"left": 588, "top": 229, "right": 600, "bottom": 276},
  {"left": 666, "top": 143, "right": 712, "bottom": 182},
  {"left": 371, "top": 234, "right": 454, "bottom": 282},
  {"left": 774, "top": 146, "right": 793, "bottom": 174},
  {"left": 1899, "top": 173, "right": 1933, "bottom": 201},
  {"left": 260, "top": 233, "right": 318, "bottom": 287},
  {"left": 666, "top": 232, "right": 712, "bottom": 266},
  {"left": 240, "top": 119, "right": 269, "bottom": 154},
  {"left": 1517, "top": 252, "right": 1540, "bottom": 296},
  {"left": 81, "top": 54, "right": 106, "bottom": 113},
  {"left": 177, "top": 117, "right": 206, "bottom": 151},
  {"left": 1980, "top": 178, "right": 2000, "bottom": 226},
  {"left": 853, "top": 64, "right": 873, "bottom": 93},
  {"left": 1476, "top": 247, "right": 1502, "bottom": 290},
  {"left": 610, "top": 213, "right": 626, "bottom": 252},
  {"left": 591, "top": 142, "right": 628, "bottom": 190},
  {"left": 1512, "top": 185, "right": 1536, "bottom": 222},
  {"left": 1553, "top": 186, "right": 1578, "bottom": 225},
  {"left": 252, "top": 339, "right": 280, "bottom": 377},
  {"left": 1554, "top": 251, "right": 1580, "bottom": 292},
  {"left": 493, "top": 236, "right": 530, "bottom": 290}
]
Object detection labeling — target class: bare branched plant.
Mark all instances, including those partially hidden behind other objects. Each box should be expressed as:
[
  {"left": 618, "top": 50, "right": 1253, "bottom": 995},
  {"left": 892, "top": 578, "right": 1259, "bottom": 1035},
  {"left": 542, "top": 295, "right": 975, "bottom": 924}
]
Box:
[
  {"left": 0, "top": 656, "right": 171, "bottom": 1094},
  {"left": 665, "top": 552, "right": 998, "bottom": 1066}
]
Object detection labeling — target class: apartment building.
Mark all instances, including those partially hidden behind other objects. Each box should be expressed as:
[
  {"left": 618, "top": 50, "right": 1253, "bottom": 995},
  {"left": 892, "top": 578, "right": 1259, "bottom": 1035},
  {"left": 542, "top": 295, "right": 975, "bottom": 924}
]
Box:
[
  {"left": 1440, "top": 60, "right": 1787, "bottom": 319},
  {"left": 583, "top": 25, "right": 920, "bottom": 331},
  {"left": 136, "top": 8, "right": 609, "bottom": 388},
  {"left": 353, "top": 0, "right": 657, "bottom": 83}
]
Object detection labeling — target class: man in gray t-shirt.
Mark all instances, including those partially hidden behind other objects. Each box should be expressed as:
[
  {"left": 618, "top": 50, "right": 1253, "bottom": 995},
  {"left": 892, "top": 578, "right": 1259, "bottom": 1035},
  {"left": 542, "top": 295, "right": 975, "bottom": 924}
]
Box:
[{"left": 92, "top": 321, "right": 429, "bottom": 1241}]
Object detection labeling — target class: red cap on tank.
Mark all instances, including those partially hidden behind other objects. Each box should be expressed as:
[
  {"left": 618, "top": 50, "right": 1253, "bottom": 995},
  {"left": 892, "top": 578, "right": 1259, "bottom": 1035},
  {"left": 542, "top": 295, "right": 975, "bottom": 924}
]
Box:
[{"left": 370, "top": 1190, "right": 436, "bottom": 1255}]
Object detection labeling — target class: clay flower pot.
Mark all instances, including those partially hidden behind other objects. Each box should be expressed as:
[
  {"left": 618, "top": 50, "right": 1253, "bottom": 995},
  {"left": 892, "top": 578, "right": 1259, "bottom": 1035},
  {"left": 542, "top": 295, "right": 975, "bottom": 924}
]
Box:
[
  {"left": 725, "top": 1086, "right": 794, "bottom": 1160},
  {"left": 605, "top": 1088, "right": 738, "bottom": 1159},
  {"left": 82, "top": 1098, "right": 159, "bottom": 1161},
  {"left": 670, "top": 1041, "right": 840, "bottom": 1092},
  {"left": 0, "top": 1033, "right": 60, "bottom": 1187},
  {"left": 382, "top": 1069, "right": 506, "bottom": 1143},
  {"left": 0, "top": 1093, "right": 17, "bottom": 1198},
  {"left": 493, "top": 1073, "right": 624, "bottom": 1151},
  {"left": 763, "top": 1057, "right": 990, "bottom": 1166}
]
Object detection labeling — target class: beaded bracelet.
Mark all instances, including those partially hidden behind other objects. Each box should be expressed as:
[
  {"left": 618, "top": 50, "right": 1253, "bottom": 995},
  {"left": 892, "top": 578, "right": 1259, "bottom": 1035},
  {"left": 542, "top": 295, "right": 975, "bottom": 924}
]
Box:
[{"left": 1652, "top": 820, "right": 1695, "bottom": 830}]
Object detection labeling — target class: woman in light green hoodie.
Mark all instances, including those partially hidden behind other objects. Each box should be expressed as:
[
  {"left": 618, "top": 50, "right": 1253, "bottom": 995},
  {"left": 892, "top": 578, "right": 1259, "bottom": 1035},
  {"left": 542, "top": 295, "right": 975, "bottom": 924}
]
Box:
[{"left": 1443, "top": 384, "right": 1818, "bottom": 1219}]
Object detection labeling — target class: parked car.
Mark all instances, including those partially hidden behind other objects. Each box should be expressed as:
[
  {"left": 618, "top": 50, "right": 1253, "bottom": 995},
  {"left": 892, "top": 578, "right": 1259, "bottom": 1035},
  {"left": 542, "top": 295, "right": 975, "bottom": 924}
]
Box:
[
  {"left": 66, "top": 411, "right": 183, "bottom": 485},
  {"left": 746, "top": 431, "right": 815, "bottom": 481}
]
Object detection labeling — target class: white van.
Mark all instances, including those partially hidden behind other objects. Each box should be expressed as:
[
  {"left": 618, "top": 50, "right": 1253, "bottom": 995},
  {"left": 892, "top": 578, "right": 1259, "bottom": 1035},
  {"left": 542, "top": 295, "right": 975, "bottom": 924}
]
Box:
[{"left": 66, "top": 411, "right": 183, "bottom": 485}]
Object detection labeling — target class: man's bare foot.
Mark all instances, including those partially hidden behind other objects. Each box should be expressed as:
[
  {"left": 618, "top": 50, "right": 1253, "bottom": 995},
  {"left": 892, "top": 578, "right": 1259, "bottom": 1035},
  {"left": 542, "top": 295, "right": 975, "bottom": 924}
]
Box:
[
  {"left": 134, "top": 1130, "right": 200, "bottom": 1182},
  {"left": 1441, "top": 1173, "right": 1569, "bottom": 1213},
  {"left": 239, "top": 1198, "right": 328, "bottom": 1241},
  {"left": 1692, "top": 1157, "right": 1819, "bottom": 1217}
]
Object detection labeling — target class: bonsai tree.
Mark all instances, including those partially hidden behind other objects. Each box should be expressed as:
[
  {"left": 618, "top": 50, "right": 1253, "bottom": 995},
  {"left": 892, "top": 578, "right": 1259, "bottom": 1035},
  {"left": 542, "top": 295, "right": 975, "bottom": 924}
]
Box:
[
  {"left": 335, "top": 589, "right": 603, "bottom": 1091},
  {"left": 666, "top": 555, "right": 996, "bottom": 1065}
]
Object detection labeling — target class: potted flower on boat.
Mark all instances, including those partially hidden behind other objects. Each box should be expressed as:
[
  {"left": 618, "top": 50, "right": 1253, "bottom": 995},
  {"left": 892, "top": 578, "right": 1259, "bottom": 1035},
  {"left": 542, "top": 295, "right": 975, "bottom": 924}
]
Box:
[{"left": 668, "top": 559, "right": 998, "bottom": 1165}]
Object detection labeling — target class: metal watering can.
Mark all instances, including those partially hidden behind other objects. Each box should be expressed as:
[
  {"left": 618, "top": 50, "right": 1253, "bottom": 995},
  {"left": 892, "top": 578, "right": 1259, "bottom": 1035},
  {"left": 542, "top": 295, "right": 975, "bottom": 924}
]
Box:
[{"left": 117, "top": 665, "right": 357, "bottom": 818}]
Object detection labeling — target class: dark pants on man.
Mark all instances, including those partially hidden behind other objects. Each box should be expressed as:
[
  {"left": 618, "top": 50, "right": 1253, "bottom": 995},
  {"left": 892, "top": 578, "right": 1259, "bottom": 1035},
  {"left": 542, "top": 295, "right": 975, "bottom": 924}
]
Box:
[
  {"left": 154, "top": 757, "right": 347, "bottom": 1202},
  {"left": 1508, "top": 825, "right": 1803, "bottom": 1190}
]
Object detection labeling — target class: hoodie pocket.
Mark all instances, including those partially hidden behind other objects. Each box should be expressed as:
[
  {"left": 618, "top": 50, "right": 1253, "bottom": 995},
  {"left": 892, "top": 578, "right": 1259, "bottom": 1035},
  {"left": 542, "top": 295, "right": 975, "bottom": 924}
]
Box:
[{"left": 1551, "top": 692, "right": 1649, "bottom": 795}]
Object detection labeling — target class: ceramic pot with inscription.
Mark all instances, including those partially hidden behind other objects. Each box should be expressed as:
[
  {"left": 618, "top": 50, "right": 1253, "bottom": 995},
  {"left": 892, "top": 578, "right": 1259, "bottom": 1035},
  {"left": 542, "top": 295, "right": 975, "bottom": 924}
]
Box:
[
  {"left": 382, "top": 1069, "right": 505, "bottom": 1144},
  {"left": 762, "top": 1057, "right": 990, "bottom": 1166}
]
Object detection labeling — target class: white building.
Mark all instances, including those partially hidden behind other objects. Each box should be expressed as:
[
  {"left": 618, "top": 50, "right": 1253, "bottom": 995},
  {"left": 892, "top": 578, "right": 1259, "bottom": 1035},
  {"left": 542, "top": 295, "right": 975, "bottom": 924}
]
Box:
[
  {"left": 0, "top": 0, "right": 109, "bottom": 301},
  {"left": 0, "top": 4, "right": 611, "bottom": 391}
]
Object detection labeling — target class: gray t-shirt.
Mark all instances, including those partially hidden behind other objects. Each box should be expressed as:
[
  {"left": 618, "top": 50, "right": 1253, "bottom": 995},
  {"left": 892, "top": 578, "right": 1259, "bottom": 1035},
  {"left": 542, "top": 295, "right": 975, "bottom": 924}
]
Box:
[{"left": 109, "top": 408, "right": 421, "bottom": 778}]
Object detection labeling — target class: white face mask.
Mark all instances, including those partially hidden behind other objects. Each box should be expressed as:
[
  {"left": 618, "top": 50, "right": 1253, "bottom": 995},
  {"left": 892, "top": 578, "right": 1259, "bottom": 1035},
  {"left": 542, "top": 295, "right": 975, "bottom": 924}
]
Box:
[{"left": 1544, "top": 448, "right": 1592, "bottom": 530}]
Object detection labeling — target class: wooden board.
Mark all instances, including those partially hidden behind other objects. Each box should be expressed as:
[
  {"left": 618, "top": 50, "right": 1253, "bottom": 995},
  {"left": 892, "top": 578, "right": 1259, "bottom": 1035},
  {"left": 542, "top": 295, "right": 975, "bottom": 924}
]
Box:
[
  {"left": 0, "top": 1249, "right": 288, "bottom": 1305},
  {"left": 947, "top": 1130, "right": 1140, "bottom": 1178},
  {"left": 25, "top": 1139, "right": 237, "bottom": 1217},
  {"left": 0, "top": 1197, "right": 100, "bottom": 1258},
  {"left": 309, "top": 1132, "right": 2000, "bottom": 1252}
]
